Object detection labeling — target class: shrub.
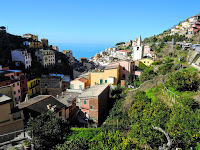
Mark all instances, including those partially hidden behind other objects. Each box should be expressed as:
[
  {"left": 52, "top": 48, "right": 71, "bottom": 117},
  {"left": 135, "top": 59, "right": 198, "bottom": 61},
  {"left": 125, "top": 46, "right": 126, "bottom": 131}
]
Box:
[
  {"left": 166, "top": 70, "right": 199, "bottom": 91},
  {"left": 140, "top": 67, "right": 156, "bottom": 82},
  {"left": 158, "top": 63, "right": 173, "bottom": 75}
]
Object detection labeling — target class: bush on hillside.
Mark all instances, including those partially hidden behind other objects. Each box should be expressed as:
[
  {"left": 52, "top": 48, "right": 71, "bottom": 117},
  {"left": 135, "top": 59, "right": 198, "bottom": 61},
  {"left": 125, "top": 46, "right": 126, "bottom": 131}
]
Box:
[
  {"left": 140, "top": 67, "right": 156, "bottom": 82},
  {"left": 166, "top": 70, "right": 199, "bottom": 91},
  {"left": 158, "top": 63, "right": 173, "bottom": 75}
]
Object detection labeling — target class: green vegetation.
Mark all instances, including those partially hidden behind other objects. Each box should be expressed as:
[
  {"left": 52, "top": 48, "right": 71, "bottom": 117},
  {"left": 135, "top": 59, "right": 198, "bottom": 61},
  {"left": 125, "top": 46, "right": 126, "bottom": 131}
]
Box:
[
  {"left": 115, "top": 42, "right": 125, "bottom": 46},
  {"left": 140, "top": 67, "right": 156, "bottom": 82},
  {"left": 27, "top": 112, "right": 70, "bottom": 149},
  {"left": 166, "top": 70, "right": 200, "bottom": 91}
]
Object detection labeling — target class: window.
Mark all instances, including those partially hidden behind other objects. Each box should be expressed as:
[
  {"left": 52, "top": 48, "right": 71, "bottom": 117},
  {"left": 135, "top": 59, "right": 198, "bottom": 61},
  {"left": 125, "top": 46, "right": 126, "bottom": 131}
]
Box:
[
  {"left": 14, "top": 91, "right": 16, "bottom": 94},
  {"left": 13, "top": 84, "right": 15, "bottom": 87},
  {"left": 79, "top": 85, "right": 82, "bottom": 90},
  {"left": 123, "top": 67, "right": 125, "bottom": 70},
  {"left": 23, "top": 88, "right": 25, "bottom": 92},
  {"left": 19, "top": 96, "right": 21, "bottom": 99},
  {"left": 18, "top": 90, "right": 20, "bottom": 93},
  {"left": 105, "top": 80, "right": 107, "bottom": 83},
  {"left": 137, "top": 47, "right": 139, "bottom": 50},
  {"left": 17, "top": 83, "right": 19, "bottom": 86},
  {"left": 84, "top": 100, "right": 87, "bottom": 105},
  {"left": 90, "top": 105, "right": 93, "bottom": 109},
  {"left": 144, "top": 61, "right": 146, "bottom": 63},
  {"left": 71, "top": 84, "right": 74, "bottom": 89},
  {"left": 59, "top": 111, "right": 62, "bottom": 117},
  {"left": 123, "top": 74, "right": 125, "bottom": 79},
  {"left": 22, "top": 81, "right": 24, "bottom": 84}
]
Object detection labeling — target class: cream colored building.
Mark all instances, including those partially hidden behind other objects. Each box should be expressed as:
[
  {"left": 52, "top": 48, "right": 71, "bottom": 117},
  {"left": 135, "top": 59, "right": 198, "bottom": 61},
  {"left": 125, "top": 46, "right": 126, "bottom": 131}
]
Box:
[{"left": 35, "top": 49, "right": 55, "bottom": 67}]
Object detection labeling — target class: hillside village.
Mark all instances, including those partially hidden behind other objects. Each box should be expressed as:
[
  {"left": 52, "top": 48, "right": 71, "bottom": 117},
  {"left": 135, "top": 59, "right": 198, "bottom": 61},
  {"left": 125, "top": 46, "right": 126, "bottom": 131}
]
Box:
[{"left": 0, "top": 13, "right": 200, "bottom": 150}]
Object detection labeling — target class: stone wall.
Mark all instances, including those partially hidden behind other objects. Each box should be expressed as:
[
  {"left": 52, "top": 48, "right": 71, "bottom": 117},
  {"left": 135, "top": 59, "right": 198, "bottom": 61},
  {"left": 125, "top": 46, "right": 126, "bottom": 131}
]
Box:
[{"left": 122, "top": 74, "right": 169, "bottom": 112}]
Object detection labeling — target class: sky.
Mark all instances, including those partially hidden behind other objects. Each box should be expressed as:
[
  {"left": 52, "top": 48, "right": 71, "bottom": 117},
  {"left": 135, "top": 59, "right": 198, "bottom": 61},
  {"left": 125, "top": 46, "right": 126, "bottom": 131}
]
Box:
[{"left": 0, "top": 0, "right": 200, "bottom": 45}]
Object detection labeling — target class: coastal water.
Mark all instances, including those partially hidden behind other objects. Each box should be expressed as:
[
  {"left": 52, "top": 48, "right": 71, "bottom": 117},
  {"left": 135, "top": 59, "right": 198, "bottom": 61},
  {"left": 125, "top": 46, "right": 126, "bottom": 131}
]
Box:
[{"left": 51, "top": 43, "right": 114, "bottom": 59}]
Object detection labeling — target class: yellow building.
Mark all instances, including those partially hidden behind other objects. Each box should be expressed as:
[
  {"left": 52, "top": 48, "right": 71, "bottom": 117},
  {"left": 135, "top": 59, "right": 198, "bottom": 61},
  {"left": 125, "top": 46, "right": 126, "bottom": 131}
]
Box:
[
  {"left": 140, "top": 58, "right": 154, "bottom": 67},
  {"left": 90, "top": 64, "right": 119, "bottom": 87},
  {"left": 30, "top": 41, "right": 43, "bottom": 48},
  {"left": 62, "top": 50, "right": 71, "bottom": 55},
  {"left": 27, "top": 78, "right": 41, "bottom": 98}
]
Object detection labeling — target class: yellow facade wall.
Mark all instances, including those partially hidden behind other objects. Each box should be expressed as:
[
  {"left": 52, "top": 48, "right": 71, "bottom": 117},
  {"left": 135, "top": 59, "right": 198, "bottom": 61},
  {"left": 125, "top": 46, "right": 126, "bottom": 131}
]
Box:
[
  {"left": 90, "top": 66, "right": 119, "bottom": 87},
  {"left": 30, "top": 41, "right": 42, "bottom": 48},
  {"left": 140, "top": 59, "right": 154, "bottom": 66},
  {"left": 27, "top": 78, "right": 41, "bottom": 98}
]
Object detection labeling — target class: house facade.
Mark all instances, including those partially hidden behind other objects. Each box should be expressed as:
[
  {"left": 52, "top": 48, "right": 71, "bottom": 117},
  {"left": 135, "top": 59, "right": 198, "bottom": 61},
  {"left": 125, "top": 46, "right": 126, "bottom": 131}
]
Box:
[
  {"left": 23, "top": 33, "right": 38, "bottom": 41},
  {"left": 70, "top": 77, "right": 89, "bottom": 91},
  {"left": 11, "top": 49, "right": 32, "bottom": 69},
  {"left": 77, "top": 84, "right": 110, "bottom": 125},
  {"left": 0, "top": 86, "right": 24, "bottom": 143},
  {"left": 140, "top": 58, "right": 154, "bottom": 67},
  {"left": 107, "top": 60, "right": 134, "bottom": 80},
  {"left": 35, "top": 49, "right": 55, "bottom": 67},
  {"left": 90, "top": 64, "right": 119, "bottom": 87},
  {"left": 27, "top": 77, "right": 41, "bottom": 99}
]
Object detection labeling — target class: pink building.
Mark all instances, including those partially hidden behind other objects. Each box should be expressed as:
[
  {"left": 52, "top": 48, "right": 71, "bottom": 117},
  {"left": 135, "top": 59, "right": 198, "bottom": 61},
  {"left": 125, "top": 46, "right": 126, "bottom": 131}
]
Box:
[
  {"left": 12, "top": 81, "right": 22, "bottom": 104},
  {"left": 143, "top": 46, "right": 151, "bottom": 56},
  {"left": 107, "top": 60, "right": 134, "bottom": 80},
  {"left": 188, "top": 21, "right": 200, "bottom": 35},
  {"left": 0, "top": 69, "right": 24, "bottom": 103}
]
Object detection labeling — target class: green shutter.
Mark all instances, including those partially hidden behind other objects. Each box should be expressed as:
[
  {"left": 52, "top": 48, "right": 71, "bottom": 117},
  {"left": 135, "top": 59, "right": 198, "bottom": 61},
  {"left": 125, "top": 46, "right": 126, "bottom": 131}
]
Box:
[
  {"left": 84, "top": 100, "right": 87, "bottom": 105},
  {"left": 105, "top": 80, "right": 107, "bottom": 83},
  {"left": 100, "top": 79, "right": 103, "bottom": 84}
]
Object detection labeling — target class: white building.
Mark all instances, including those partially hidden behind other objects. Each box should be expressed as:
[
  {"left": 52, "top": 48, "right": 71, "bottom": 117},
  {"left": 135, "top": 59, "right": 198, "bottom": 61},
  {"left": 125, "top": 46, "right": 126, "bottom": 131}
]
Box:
[
  {"left": 35, "top": 49, "right": 55, "bottom": 67},
  {"left": 116, "top": 50, "right": 130, "bottom": 57},
  {"left": 11, "top": 49, "right": 32, "bottom": 69},
  {"left": 132, "top": 35, "right": 144, "bottom": 60}
]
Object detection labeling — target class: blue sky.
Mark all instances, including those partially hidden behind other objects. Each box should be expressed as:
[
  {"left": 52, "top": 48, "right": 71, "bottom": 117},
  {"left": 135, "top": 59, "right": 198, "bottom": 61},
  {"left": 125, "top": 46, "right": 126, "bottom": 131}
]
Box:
[{"left": 1, "top": 0, "right": 200, "bottom": 45}]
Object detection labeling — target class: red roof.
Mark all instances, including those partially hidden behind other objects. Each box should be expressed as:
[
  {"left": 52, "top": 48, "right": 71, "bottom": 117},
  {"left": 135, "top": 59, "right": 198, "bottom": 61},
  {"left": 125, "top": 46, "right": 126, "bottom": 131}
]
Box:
[
  {"left": 117, "top": 50, "right": 130, "bottom": 52},
  {"left": 72, "top": 78, "right": 88, "bottom": 83}
]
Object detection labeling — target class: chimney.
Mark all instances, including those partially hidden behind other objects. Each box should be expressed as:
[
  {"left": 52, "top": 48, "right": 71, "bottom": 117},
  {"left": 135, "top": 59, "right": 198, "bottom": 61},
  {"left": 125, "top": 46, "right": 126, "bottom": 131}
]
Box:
[{"left": 56, "top": 95, "right": 59, "bottom": 98}]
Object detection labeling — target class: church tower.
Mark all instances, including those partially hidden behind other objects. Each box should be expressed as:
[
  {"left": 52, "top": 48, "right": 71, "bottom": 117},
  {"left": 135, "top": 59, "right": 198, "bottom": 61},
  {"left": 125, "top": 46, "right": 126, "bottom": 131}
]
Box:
[{"left": 132, "top": 35, "right": 144, "bottom": 60}]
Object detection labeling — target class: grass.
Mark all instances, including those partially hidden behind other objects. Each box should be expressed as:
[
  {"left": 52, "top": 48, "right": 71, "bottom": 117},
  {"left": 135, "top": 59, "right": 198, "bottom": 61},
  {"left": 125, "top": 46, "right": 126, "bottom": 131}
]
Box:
[{"left": 146, "top": 85, "right": 161, "bottom": 103}]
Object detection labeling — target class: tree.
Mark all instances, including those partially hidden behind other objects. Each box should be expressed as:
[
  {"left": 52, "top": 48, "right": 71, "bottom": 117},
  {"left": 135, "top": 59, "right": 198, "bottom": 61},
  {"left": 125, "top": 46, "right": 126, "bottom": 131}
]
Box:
[
  {"left": 116, "top": 42, "right": 125, "bottom": 46},
  {"left": 166, "top": 70, "right": 200, "bottom": 91},
  {"left": 128, "top": 91, "right": 170, "bottom": 146},
  {"left": 125, "top": 73, "right": 134, "bottom": 87},
  {"left": 27, "top": 112, "right": 70, "bottom": 149},
  {"left": 140, "top": 67, "right": 156, "bottom": 82}
]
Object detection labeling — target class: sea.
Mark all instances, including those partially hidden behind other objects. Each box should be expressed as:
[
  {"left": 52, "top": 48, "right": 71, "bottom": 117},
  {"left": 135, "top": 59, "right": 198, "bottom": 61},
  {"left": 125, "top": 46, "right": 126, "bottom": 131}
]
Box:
[{"left": 51, "top": 43, "right": 114, "bottom": 60}]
